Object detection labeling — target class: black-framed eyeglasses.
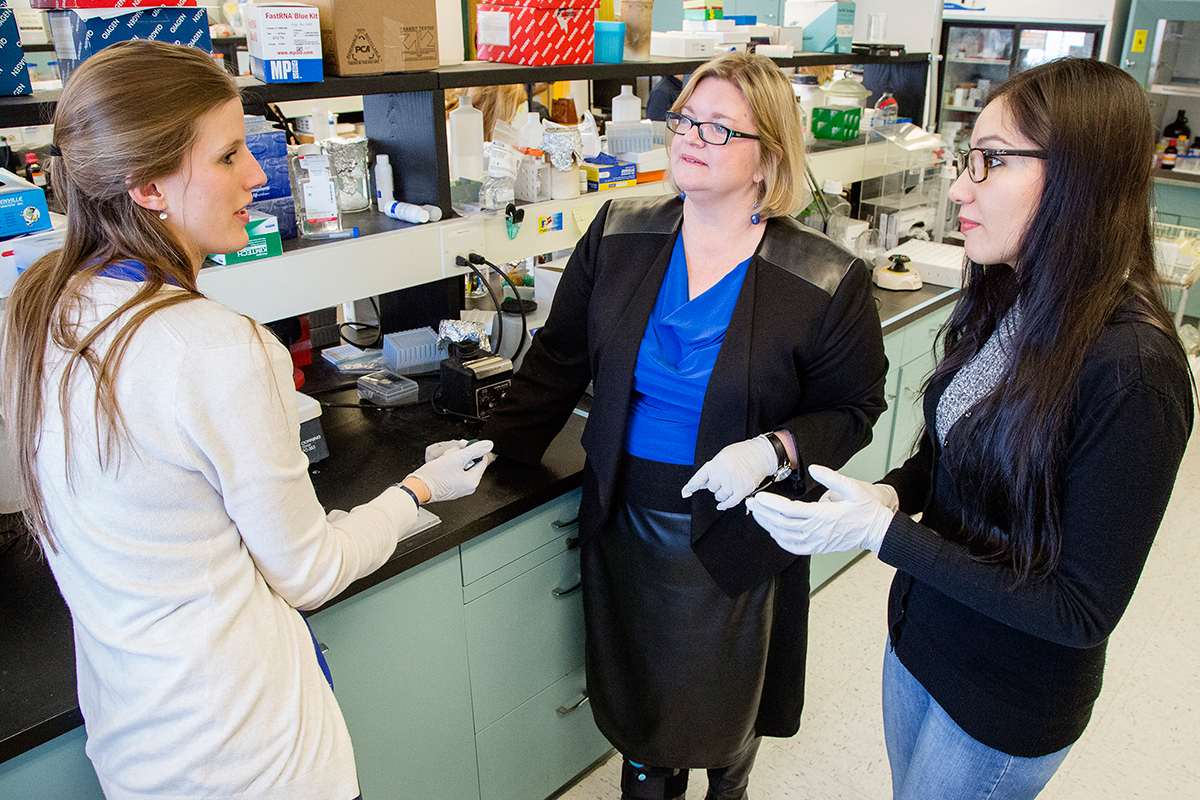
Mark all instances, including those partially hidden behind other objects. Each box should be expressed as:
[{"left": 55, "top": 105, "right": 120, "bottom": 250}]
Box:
[
  {"left": 954, "top": 147, "right": 1048, "bottom": 183},
  {"left": 664, "top": 111, "right": 761, "bottom": 146}
]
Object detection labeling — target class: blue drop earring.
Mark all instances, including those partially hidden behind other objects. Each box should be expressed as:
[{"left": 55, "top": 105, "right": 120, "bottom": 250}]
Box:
[{"left": 751, "top": 201, "right": 761, "bottom": 225}]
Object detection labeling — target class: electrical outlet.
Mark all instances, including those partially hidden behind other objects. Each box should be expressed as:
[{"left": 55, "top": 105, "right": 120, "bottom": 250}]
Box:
[
  {"left": 0, "top": 129, "right": 23, "bottom": 146},
  {"left": 440, "top": 218, "right": 485, "bottom": 274}
]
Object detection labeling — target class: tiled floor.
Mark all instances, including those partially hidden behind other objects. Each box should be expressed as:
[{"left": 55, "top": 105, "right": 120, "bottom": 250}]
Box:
[{"left": 560, "top": 356, "right": 1200, "bottom": 800}]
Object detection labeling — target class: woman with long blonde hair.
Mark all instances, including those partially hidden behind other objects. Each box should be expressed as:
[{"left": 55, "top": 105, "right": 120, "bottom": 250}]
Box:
[{"left": 2, "top": 40, "right": 492, "bottom": 799}]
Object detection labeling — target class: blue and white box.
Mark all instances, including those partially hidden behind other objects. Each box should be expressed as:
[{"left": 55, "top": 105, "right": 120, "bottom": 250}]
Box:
[
  {"left": 0, "top": 167, "right": 51, "bottom": 239},
  {"left": 0, "top": 3, "right": 32, "bottom": 96},
  {"left": 47, "top": 7, "right": 211, "bottom": 82},
  {"left": 245, "top": 117, "right": 291, "bottom": 201},
  {"left": 783, "top": 1, "right": 854, "bottom": 54},
  {"left": 246, "top": 3, "right": 323, "bottom": 84}
]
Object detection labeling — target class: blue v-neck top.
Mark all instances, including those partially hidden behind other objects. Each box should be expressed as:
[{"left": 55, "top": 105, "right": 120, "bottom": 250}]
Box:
[{"left": 624, "top": 235, "right": 751, "bottom": 465}]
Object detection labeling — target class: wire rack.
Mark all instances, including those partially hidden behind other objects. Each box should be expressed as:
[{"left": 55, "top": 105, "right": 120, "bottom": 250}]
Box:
[{"left": 1153, "top": 221, "right": 1200, "bottom": 326}]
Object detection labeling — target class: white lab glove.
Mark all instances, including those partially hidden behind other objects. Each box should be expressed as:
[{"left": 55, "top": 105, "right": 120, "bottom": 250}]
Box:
[
  {"left": 681, "top": 435, "right": 779, "bottom": 511},
  {"left": 408, "top": 439, "right": 495, "bottom": 502},
  {"left": 745, "top": 464, "right": 900, "bottom": 554},
  {"left": 425, "top": 439, "right": 470, "bottom": 461}
]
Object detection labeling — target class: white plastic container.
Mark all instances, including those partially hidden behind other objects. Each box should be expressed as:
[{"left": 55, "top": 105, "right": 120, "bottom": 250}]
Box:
[
  {"left": 374, "top": 154, "right": 395, "bottom": 209},
  {"left": 449, "top": 95, "right": 485, "bottom": 182},
  {"left": 383, "top": 201, "right": 430, "bottom": 224},
  {"left": 516, "top": 112, "right": 544, "bottom": 152},
  {"left": 611, "top": 85, "right": 641, "bottom": 123}
]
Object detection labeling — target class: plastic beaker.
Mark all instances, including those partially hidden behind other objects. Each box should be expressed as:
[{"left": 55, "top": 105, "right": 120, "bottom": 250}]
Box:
[{"left": 621, "top": 0, "right": 655, "bottom": 62}]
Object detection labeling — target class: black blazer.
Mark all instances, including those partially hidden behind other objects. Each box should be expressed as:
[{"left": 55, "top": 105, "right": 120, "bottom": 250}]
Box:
[{"left": 484, "top": 195, "right": 888, "bottom": 597}]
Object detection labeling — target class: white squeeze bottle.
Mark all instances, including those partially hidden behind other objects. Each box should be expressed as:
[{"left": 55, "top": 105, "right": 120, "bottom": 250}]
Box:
[
  {"left": 374, "top": 154, "right": 395, "bottom": 209},
  {"left": 449, "top": 94, "right": 485, "bottom": 182},
  {"left": 517, "top": 112, "right": 544, "bottom": 152},
  {"left": 611, "top": 85, "right": 640, "bottom": 122}
]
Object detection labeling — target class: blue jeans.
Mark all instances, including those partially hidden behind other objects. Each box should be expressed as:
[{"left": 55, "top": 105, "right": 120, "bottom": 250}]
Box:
[{"left": 882, "top": 643, "right": 1070, "bottom": 800}]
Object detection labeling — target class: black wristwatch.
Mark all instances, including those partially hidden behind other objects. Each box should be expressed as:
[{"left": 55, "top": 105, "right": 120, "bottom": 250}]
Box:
[{"left": 761, "top": 432, "right": 793, "bottom": 482}]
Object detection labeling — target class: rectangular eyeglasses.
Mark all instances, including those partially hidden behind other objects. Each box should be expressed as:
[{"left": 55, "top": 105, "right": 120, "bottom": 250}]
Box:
[
  {"left": 665, "top": 111, "right": 760, "bottom": 146},
  {"left": 955, "top": 147, "right": 1048, "bottom": 183}
]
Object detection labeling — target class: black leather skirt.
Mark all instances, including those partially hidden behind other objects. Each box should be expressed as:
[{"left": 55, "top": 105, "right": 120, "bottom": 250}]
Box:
[{"left": 581, "top": 454, "right": 775, "bottom": 768}]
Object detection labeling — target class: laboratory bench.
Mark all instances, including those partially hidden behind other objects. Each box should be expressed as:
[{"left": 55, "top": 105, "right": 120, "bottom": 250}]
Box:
[{"left": 0, "top": 281, "right": 958, "bottom": 800}]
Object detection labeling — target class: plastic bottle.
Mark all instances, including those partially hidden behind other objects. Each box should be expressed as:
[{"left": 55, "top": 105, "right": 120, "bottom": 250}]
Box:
[
  {"left": 1163, "top": 138, "right": 1178, "bottom": 170},
  {"left": 422, "top": 204, "right": 443, "bottom": 222},
  {"left": 1163, "top": 110, "right": 1191, "bottom": 141},
  {"left": 374, "top": 154, "right": 395, "bottom": 209},
  {"left": 516, "top": 112, "right": 544, "bottom": 153},
  {"left": 383, "top": 200, "right": 431, "bottom": 224},
  {"left": 23, "top": 153, "right": 46, "bottom": 188},
  {"left": 611, "top": 85, "right": 640, "bottom": 123},
  {"left": 449, "top": 94, "right": 485, "bottom": 182},
  {"left": 874, "top": 91, "right": 899, "bottom": 125}
]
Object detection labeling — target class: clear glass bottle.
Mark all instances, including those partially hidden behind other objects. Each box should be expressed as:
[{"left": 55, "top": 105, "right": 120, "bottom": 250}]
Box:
[{"left": 288, "top": 143, "right": 343, "bottom": 238}]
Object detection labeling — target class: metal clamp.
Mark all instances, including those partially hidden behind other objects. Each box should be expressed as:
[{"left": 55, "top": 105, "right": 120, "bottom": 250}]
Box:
[{"left": 552, "top": 581, "right": 582, "bottom": 597}]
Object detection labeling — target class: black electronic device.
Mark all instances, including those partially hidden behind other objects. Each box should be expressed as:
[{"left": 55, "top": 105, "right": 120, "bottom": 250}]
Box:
[{"left": 439, "top": 341, "right": 512, "bottom": 420}]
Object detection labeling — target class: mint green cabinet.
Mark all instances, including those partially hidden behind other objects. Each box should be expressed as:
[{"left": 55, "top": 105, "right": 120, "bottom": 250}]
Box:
[
  {"left": 308, "top": 549, "right": 480, "bottom": 800},
  {"left": 460, "top": 488, "right": 612, "bottom": 800},
  {"left": 0, "top": 726, "right": 104, "bottom": 800}
]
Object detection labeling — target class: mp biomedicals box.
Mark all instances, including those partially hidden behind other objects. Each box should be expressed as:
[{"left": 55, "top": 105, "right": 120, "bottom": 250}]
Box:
[{"left": 246, "top": 3, "right": 323, "bottom": 83}]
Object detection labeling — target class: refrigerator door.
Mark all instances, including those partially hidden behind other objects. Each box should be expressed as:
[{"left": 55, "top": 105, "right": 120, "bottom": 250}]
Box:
[{"left": 1015, "top": 27, "right": 1101, "bottom": 72}]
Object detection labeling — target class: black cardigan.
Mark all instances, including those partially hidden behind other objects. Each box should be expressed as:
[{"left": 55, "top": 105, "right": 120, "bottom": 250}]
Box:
[
  {"left": 879, "top": 319, "right": 1194, "bottom": 757},
  {"left": 483, "top": 195, "right": 888, "bottom": 736}
]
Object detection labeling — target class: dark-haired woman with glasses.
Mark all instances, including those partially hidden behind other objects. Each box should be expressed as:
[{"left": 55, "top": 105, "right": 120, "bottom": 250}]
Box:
[
  {"left": 482, "top": 51, "right": 887, "bottom": 800},
  {"left": 746, "top": 57, "right": 1195, "bottom": 799}
]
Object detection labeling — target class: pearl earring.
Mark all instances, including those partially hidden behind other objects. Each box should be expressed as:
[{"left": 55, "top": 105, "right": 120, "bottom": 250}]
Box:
[
  {"left": 750, "top": 201, "right": 761, "bottom": 225},
  {"left": 159, "top": 209, "right": 168, "bottom": 220}
]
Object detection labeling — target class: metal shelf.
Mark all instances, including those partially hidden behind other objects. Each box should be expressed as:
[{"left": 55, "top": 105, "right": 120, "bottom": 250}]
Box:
[{"left": 1, "top": 52, "right": 931, "bottom": 128}]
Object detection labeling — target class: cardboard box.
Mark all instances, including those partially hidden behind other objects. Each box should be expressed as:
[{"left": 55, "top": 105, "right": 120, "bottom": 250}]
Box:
[
  {"left": 0, "top": 5, "right": 32, "bottom": 96},
  {"left": 582, "top": 157, "right": 636, "bottom": 192},
  {"left": 246, "top": 3, "right": 323, "bottom": 82},
  {"left": 48, "top": 7, "right": 211, "bottom": 81},
  {"left": 310, "top": 0, "right": 438, "bottom": 75},
  {"left": 476, "top": 0, "right": 600, "bottom": 67},
  {"left": 30, "top": 1, "right": 196, "bottom": 8},
  {"left": 783, "top": 1, "right": 854, "bottom": 53},
  {"left": 0, "top": 168, "right": 51, "bottom": 239},
  {"left": 650, "top": 31, "right": 716, "bottom": 58},
  {"left": 208, "top": 211, "right": 283, "bottom": 265}
]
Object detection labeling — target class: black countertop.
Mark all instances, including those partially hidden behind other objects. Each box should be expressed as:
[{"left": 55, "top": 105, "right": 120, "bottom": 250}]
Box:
[{"left": 0, "top": 282, "right": 958, "bottom": 765}]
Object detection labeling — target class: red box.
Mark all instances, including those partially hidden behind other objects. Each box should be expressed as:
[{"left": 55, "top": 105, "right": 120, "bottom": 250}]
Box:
[
  {"left": 29, "top": 1, "right": 195, "bottom": 8},
  {"left": 476, "top": 0, "right": 601, "bottom": 66}
]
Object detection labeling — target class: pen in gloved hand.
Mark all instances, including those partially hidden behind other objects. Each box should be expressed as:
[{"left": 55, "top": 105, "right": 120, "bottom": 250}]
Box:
[{"left": 463, "top": 439, "right": 484, "bottom": 471}]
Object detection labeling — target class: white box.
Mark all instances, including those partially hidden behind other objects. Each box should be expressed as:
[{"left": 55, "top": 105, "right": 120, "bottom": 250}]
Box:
[
  {"left": 741, "top": 24, "right": 778, "bottom": 43},
  {"left": 709, "top": 30, "right": 750, "bottom": 45},
  {"left": 612, "top": 148, "right": 669, "bottom": 172},
  {"left": 682, "top": 19, "right": 735, "bottom": 32},
  {"left": 246, "top": 3, "right": 324, "bottom": 83},
  {"left": 777, "top": 25, "right": 805, "bottom": 50},
  {"left": 650, "top": 31, "right": 716, "bottom": 59},
  {"left": 884, "top": 240, "right": 966, "bottom": 288}
]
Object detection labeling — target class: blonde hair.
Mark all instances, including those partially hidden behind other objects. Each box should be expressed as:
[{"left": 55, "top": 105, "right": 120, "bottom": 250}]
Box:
[
  {"left": 1, "top": 41, "right": 240, "bottom": 549},
  {"left": 666, "top": 51, "right": 806, "bottom": 218}
]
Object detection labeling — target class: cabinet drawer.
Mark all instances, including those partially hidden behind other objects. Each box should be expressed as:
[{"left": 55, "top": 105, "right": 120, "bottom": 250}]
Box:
[
  {"left": 465, "top": 547, "right": 586, "bottom": 731},
  {"left": 475, "top": 664, "right": 612, "bottom": 800},
  {"left": 899, "top": 302, "right": 953, "bottom": 366},
  {"left": 883, "top": 328, "right": 904, "bottom": 372},
  {"left": 461, "top": 488, "right": 582, "bottom": 587}
]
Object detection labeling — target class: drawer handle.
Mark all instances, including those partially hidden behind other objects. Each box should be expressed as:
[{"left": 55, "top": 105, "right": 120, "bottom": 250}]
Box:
[
  {"left": 552, "top": 515, "right": 580, "bottom": 530},
  {"left": 557, "top": 693, "right": 590, "bottom": 716},
  {"left": 553, "top": 580, "right": 582, "bottom": 597}
]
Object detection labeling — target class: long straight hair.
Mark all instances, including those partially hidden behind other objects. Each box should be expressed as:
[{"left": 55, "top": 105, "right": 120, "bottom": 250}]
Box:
[
  {"left": 1, "top": 41, "right": 240, "bottom": 549},
  {"left": 930, "top": 58, "right": 1182, "bottom": 584}
]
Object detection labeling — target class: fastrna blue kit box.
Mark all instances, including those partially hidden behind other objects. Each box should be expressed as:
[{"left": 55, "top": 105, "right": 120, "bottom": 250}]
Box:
[
  {"left": 48, "top": 7, "right": 211, "bottom": 82},
  {"left": 0, "top": 3, "right": 33, "bottom": 96}
]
